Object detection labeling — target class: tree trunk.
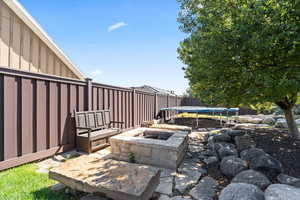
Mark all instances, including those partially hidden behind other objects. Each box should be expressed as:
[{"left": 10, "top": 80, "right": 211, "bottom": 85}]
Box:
[{"left": 283, "top": 107, "right": 300, "bottom": 139}]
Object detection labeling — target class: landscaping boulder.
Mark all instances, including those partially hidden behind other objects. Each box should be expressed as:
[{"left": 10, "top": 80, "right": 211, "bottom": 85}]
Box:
[
  {"left": 207, "top": 136, "right": 216, "bottom": 151},
  {"left": 214, "top": 142, "right": 236, "bottom": 151},
  {"left": 219, "top": 183, "right": 264, "bottom": 200},
  {"left": 226, "top": 130, "right": 245, "bottom": 137},
  {"left": 220, "top": 156, "right": 248, "bottom": 178},
  {"left": 217, "top": 144, "right": 238, "bottom": 159},
  {"left": 262, "top": 117, "right": 276, "bottom": 125},
  {"left": 274, "top": 119, "right": 288, "bottom": 128},
  {"left": 203, "top": 156, "right": 219, "bottom": 165},
  {"left": 240, "top": 148, "right": 266, "bottom": 162},
  {"left": 277, "top": 174, "right": 300, "bottom": 188},
  {"left": 238, "top": 116, "right": 263, "bottom": 124},
  {"left": 250, "top": 153, "right": 283, "bottom": 179},
  {"left": 232, "top": 170, "right": 271, "bottom": 189},
  {"left": 213, "top": 133, "right": 232, "bottom": 143},
  {"left": 265, "top": 184, "right": 300, "bottom": 200},
  {"left": 234, "top": 123, "right": 269, "bottom": 129},
  {"left": 189, "top": 176, "right": 218, "bottom": 200},
  {"left": 234, "top": 134, "right": 256, "bottom": 152}
]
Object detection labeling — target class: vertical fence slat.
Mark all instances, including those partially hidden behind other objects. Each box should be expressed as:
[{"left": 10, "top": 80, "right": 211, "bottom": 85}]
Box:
[
  {"left": 36, "top": 80, "right": 47, "bottom": 151},
  {"left": 49, "top": 82, "right": 58, "bottom": 148},
  {"left": 0, "top": 75, "right": 4, "bottom": 161},
  {"left": 60, "top": 84, "right": 68, "bottom": 145},
  {"left": 21, "top": 78, "right": 34, "bottom": 155},
  {"left": 3, "top": 76, "right": 18, "bottom": 160}
]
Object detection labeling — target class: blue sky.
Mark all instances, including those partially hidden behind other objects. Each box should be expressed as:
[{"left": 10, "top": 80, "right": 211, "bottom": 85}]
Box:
[{"left": 19, "top": 0, "right": 188, "bottom": 94}]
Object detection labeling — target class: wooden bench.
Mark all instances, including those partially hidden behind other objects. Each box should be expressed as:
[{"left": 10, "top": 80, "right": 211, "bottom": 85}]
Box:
[{"left": 74, "top": 110, "right": 124, "bottom": 153}]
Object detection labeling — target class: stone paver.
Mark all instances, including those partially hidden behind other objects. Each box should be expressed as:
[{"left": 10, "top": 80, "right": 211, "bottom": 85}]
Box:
[
  {"left": 50, "top": 183, "right": 66, "bottom": 191},
  {"left": 156, "top": 176, "right": 173, "bottom": 195},
  {"left": 49, "top": 155, "right": 160, "bottom": 200},
  {"left": 174, "top": 170, "right": 202, "bottom": 194},
  {"left": 189, "top": 176, "right": 218, "bottom": 200}
]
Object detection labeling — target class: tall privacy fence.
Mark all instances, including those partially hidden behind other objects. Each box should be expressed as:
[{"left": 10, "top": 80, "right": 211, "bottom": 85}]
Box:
[{"left": 0, "top": 67, "right": 182, "bottom": 171}]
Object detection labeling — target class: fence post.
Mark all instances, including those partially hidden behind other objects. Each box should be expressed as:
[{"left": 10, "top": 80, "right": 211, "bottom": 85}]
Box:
[
  {"left": 85, "top": 78, "right": 92, "bottom": 111},
  {"left": 154, "top": 93, "right": 157, "bottom": 118},
  {"left": 132, "top": 89, "right": 136, "bottom": 127},
  {"left": 167, "top": 94, "right": 169, "bottom": 107}
]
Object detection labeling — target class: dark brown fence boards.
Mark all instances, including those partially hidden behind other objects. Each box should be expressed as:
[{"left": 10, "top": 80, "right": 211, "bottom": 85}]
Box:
[
  {"left": 0, "top": 68, "right": 181, "bottom": 171},
  {"left": 0, "top": 69, "right": 86, "bottom": 170}
]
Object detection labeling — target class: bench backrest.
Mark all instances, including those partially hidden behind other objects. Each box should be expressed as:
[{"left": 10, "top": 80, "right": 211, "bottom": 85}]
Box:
[{"left": 74, "top": 110, "right": 112, "bottom": 134}]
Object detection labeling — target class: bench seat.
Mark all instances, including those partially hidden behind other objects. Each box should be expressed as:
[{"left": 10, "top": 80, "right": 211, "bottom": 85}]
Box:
[{"left": 77, "top": 128, "right": 120, "bottom": 140}]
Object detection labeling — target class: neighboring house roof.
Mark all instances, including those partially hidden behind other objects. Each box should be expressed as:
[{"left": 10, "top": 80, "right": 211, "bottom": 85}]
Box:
[
  {"left": 132, "top": 85, "right": 177, "bottom": 96},
  {"left": 3, "top": 0, "right": 86, "bottom": 80}
]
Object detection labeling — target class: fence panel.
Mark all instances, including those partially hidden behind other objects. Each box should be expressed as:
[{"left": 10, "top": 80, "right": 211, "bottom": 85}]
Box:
[
  {"left": 0, "top": 68, "right": 182, "bottom": 171},
  {"left": 0, "top": 68, "right": 86, "bottom": 171}
]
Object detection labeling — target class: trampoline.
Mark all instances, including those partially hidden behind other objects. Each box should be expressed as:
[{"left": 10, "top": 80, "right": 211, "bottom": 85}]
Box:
[
  {"left": 160, "top": 106, "right": 239, "bottom": 127},
  {"left": 160, "top": 106, "right": 239, "bottom": 114}
]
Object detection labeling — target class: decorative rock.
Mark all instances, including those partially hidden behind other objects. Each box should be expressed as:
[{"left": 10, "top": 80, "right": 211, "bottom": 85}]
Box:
[
  {"left": 240, "top": 148, "right": 265, "bottom": 162},
  {"left": 220, "top": 156, "right": 248, "bottom": 178},
  {"left": 155, "top": 177, "right": 173, "bottom": 195},
  {"left": 219, "top": 183, "right": 264, "bottom": 200},
  {"left": 275, "top": 119, "right": 288, "bottom": 128},
  {"left": 262, "top": 117, "right": 276, "bottom": 125},
  {"left": 217, "top": 144, "right": 238, "bottom": 159},
  {"left": 226, "top": 130, "right": 245, "bottom": 137},
  {"left": 189, "top": 176, "right": 218, "bottom": 200},
  {"left": 213, "top": 133, "right": 232, "bottom": 143},
  {"left": 277, "top": 174, "right": 300, "bottom": 188},
  {"left": 214, "top": 142, "right": 236, "bottom": 152},
  {"left": 202, "top": 150, "right": 217, "bottom": 157},
  {"left": 207, "top": 136, "right": 215, "bottom": 151},
  {"left": 203, "top": 156, "right": 219, "bottom": 165},
  {"left": 159, "top": 195, "right": 192, "bottom": 200},
  {"left": 234, "top": 134, "right": 256, "bottom": 152},
  {"left": 238, "top": 116, "right": 263, "bottom": 124},
  {"left": 232, "top": 170, "right": 271, "bottom": 189},
  {"left": 234, "top": 123, "right": 269, "bottom": 129},
  {"left": 250, "top": 153, "right": 283, "bottom": 178},
  {"left": 265, "top": 184, "right": 300, "bottom": 200},
  {"left": 171, "top": 197, "right": 192, "bottom": 200},
  {"left": 189, "top": 145, "right": 204, "bottom": 153}
]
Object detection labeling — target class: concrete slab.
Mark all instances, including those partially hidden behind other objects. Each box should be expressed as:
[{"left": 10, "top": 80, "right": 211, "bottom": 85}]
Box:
[{"left": 49, "top": 154, "right": 160, "bottom": 200}]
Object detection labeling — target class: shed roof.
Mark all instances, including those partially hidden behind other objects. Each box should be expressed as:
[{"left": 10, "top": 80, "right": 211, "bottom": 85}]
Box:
[{"left": 3, "top": 0, "right": 86, "bottom": 80}]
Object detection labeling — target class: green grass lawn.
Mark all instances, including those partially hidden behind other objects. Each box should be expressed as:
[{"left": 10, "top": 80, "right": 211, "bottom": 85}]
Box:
[{"left": 0, "top": 164, "right": 76, "bottom": 200}]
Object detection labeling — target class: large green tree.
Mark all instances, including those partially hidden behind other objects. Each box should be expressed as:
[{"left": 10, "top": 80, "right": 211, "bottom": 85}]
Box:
[{"left": 178, "top": 0, "right": 300, "bottom": 138}]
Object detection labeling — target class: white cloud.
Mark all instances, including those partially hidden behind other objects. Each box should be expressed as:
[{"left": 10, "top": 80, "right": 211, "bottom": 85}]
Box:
[
  {"left": 89, "top": 69, "right": 103, "bottom": 81},
  {"left": 108, "top": 22, "right": 128, "bottom": 32},
  {"left": 90, "top": 69, "right": 102, "bottom": 76}
]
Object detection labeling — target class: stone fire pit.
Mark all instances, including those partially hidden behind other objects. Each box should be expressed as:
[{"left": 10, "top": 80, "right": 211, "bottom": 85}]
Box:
[{"left": 110, "top": 128, "right": 189, "bottom": 169}]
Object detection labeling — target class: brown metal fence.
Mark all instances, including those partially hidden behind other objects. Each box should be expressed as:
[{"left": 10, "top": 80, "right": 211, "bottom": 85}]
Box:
[{"left": 0, "top": 67, "right": 181, "bottom": 171}]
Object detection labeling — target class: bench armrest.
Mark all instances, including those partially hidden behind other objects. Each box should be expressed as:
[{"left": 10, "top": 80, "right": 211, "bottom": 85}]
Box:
[
  {"left": 76, "top": 127, "right": 93, "bottom": 130},
  {"left": 109, "top": 121, "right": 124, "bottom": 129},
  {"left": 110, "top": 121, "right": 124, "bottom": 124}
]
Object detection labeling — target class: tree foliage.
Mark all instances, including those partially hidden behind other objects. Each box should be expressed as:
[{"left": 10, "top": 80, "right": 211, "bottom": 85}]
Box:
[{"left": 177, "top": 0, "right": 300, "bottom": 137}]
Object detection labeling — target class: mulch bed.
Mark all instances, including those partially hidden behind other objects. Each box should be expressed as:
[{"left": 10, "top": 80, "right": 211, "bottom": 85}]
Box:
[
  {"left": 250, "top": 129, "right": 300, "bottom": 178},
  {"left": 198, "top": 127, "right": 300, "bottom": 194}
]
